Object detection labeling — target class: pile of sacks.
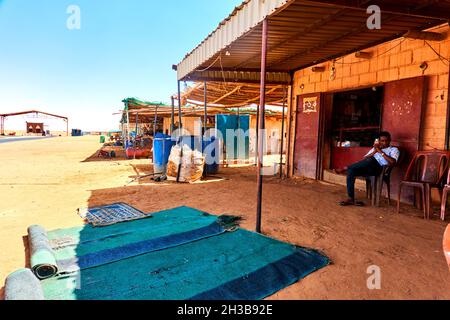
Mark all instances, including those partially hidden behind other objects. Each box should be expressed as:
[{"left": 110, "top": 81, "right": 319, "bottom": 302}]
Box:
[{"left": 167, "top": 144, "right": 205, "bottom": 183}]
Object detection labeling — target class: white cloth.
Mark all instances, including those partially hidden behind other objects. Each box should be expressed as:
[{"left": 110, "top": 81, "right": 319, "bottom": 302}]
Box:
[{"left": 365, "top": 146, "right": 400, "bottom": 166}]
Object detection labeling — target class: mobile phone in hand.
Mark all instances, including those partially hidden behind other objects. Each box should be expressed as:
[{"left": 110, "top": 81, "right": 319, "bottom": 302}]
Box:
[{"left": 374, "top": 139, "right": 380, "bottom": 148}]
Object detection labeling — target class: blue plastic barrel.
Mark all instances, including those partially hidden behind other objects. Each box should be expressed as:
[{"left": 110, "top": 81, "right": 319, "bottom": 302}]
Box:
[
  {"left": 202, "top": 137, "right": 219, "bottom": 174},
  {"left": 177, "top": 135, "right": 220, "bottom": 175},
  {"left": 178, "top": 135, "right": 202, "bottom": 152},
  {"left": 176, "top": 135, "right": 219, "bottom": 175},
  {"left": 153, "top": 133, "right": 175, "bottom": 174}
]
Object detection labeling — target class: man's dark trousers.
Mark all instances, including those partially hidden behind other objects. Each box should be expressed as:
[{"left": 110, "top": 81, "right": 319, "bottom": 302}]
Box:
[{"left": 347, "top": 157, "right": 383, "bottom": 200}]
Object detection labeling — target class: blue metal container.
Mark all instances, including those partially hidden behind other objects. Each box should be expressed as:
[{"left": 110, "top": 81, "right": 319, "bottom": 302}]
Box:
[
  {"left": 153, "top": 133, "right": 175, "bottom": 174},
  {"left": 71, "top": 129, "right": 82, "bottom": 137}
]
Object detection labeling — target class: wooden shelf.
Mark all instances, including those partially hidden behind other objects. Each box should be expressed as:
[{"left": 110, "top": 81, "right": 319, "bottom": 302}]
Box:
[{"left": 333, "top": 126, "right": 380, "bottom": 132}]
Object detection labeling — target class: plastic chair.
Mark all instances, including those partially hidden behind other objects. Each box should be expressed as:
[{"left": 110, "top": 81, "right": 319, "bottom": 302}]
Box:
[
  {"left": 440, "top": 169, "right": 450, "bottom": 221},
  {"left": 366, "top": 149, "right": 403, "bottom": 207},
  {"left": 397, "top": 150, "right": 450, "bottom": 219},
  {"left": 366, "top": 166, "right": 394, "bottom": 207},
  {"left": 444, "top": 225, "right": 450, "bottom": 271}
]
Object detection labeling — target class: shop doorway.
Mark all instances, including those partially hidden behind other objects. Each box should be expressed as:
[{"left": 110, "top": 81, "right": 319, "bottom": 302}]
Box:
[
  {"left": 329, "top": 86, "right": 384, "bottom": 171},
  {"left": 318, "top": 77, "right": 426, "bottom": 204}
]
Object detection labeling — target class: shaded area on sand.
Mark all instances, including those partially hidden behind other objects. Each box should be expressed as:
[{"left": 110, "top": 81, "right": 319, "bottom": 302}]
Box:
[
  {"left": 6, "top": 206, "right": 329, "bottom": 300},
  {"left": 39, "top": 208, "right": 329, "bottom": 300}
]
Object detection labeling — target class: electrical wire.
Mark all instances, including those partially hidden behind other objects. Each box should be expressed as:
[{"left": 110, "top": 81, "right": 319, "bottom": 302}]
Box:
[
  {"left": 194, "top": 54, "right": 222, "bottom": 72},
  {"left": 425, "top": 40, "right": 449, "bottom": 66}
]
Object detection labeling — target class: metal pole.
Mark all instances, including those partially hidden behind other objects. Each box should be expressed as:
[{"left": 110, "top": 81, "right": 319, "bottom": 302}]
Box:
[
  {"left": 153, "top": 106, "right": 158, "bottom": 136},
  {"left": 237, "top": 107, "right": 240, "bottom": 164},
  {"left": 255, "top": 105, "right": 259, "bottom": 166},
  {"left": 171, "top": 96, "right": 175, "bottom": 134},
  {"left": 176, "top": 80, "right": 184, "bottom": 183},
  {"left": 280, "top": 86, "right": 287, "bottom": 178},
  {"left": 204, "top": 81, "right": 208, "bottom": 176},
  {"left": 285, "top": 82, "right": 294, "bottom": 177},
  {"left": 134, "top": 112, "right": 138, "bottom": 160},
  {"left": 177, "top": 81, "right": 183, "bottom": 130},
  {"left": 135, "top": 113, "right": 139, "bottom": 138},
  {"left": 204, "top": 81, "right": 208, "bottom": 136},
  {"left": 256, "top": 19, "right": 268, "bottom": 234},
  {"left": 445, "top": 67, "right": 450, "bottom": 150},
  {"left": 126, "top": 102, "right": 130, "bottom": 145},
  {"left": 66, "top": 119, "right": 69, "bottom": 137}
]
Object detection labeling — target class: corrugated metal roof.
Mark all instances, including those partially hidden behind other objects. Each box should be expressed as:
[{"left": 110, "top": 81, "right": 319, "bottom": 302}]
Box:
[
  {"left": 177, "top": 0, "right": 292, "bottom": 81},
  {"left": 177, "top": 0, "right": 450, "bottom": 82}
]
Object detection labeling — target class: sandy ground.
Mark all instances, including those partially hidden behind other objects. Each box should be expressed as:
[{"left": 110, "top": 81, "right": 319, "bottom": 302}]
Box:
[{"left": 1, "top": 136, "right": 449, "bottom": 300}]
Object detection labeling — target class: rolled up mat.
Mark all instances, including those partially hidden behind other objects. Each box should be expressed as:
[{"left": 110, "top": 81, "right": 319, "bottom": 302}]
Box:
[
  {"left": 28, "top": 225, "right": 58, "bottom": 279},
  {"left": 4, "top": 269, "right": 44, "bottom": 300}
]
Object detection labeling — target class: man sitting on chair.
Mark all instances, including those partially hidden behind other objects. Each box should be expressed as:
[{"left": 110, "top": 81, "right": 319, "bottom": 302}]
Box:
[{"left": 339, "top": 131, "right": 400, "bottom": 206}]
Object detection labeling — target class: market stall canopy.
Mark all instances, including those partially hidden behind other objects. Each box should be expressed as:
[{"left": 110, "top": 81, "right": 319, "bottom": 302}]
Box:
[
  {"left": 120, "top": 98, "right": 174, "bottom": 123},
  {"left": 176, "top": 0, "right": 450, "bottom": 83},
  {"left": 174, "top": 82, "right": 287, "bottom": 108},
  {"left": 123, "top": 98, "right": 173, "bottom": 113},
  {"left": 118, "top": 97, "right": 284, "bottom": 122}
]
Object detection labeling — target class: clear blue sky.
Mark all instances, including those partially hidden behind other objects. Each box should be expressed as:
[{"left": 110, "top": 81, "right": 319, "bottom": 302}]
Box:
[{"left": 0, "top": 0, "right": 242, "bottom": 131}]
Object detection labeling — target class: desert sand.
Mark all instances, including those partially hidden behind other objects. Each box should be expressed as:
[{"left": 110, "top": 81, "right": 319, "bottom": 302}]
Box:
[{"left": 0, "top": 135, "right": 449, "bottom": 299}]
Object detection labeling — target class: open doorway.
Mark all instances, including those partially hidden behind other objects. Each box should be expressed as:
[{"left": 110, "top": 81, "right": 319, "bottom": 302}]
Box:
[{"left": 328, "top": 86, "right": 384, "bottom": 170}]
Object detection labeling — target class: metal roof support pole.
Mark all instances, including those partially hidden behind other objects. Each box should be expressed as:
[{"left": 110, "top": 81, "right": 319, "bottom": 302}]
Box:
[
  {"left": 445, "top": 66, "right": 450, "bottom": 150},
  {"left": 177, "top": 81, "right": 183, "bottom": 130},
  {"left": 134, "top": 112, "right": 139, "bottom": 160},
  {"left": 280, "top": 86, "right": 287, "bottom": 179},
  {"left": 204, "top": 81, "right": 208, "bottom": 137},
  {"left": 1, "top": 116, "right": 4, "bottom": 135},
  {"left": 237, "top": 107, "right": 240, "bottom": 164},
  {"left": 126, "top": 102, "right": 130, "bottom": 144},
  {"left": 204, "top": 81, "right": 208, "bottom": 175},
  {"left": 153, "top": 106, "right": 158, "bottom": 136},
  {"left": 135, "top": 112, "right": 139, "bottom": 137},
  {"left": 256, "top": 18, "right": 268, "bottom": 234},
  {"left": 176, "top": 80, "right": 184, "bottom": 183},
  {"left": 255, "top": 105, "right": 259, "bottom": 166},
  {"left": 66, "top": 119, "right": 69, "bottom": 137},
  {"left": 171, "top": 96, "right": 175, "bottom": 134},
  {"left": 285, "top": 82, "right": 294, "bottom": 177}
]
